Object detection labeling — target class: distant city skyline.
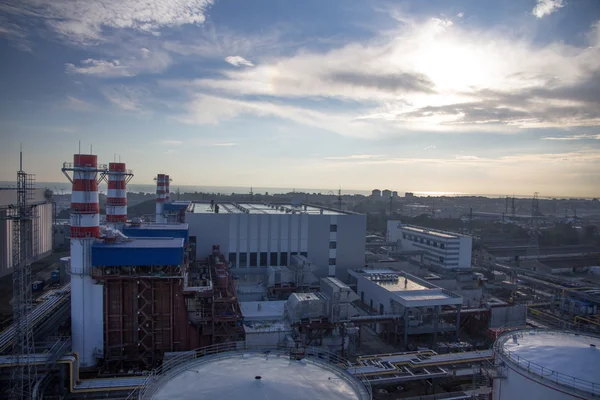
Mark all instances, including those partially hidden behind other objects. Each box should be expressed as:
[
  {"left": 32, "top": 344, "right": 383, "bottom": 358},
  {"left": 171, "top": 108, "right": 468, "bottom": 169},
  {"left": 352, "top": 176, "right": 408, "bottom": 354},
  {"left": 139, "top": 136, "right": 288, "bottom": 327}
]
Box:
[{"left": 1, "top": 0, "right": 599, "bottom": 197}]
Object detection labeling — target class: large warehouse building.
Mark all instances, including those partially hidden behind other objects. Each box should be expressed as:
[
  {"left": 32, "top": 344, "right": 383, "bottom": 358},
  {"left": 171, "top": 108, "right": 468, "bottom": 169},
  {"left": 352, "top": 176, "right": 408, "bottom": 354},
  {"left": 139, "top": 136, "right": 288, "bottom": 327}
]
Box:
[
  {"left": 186, "top": 202, "right": 366, "bottom": 281},
  {"left": 387, "top": 222, "right": 472, "bottom": 269},
  {"left": 0, "top": 188, "right": 53, "bottom": 278}
]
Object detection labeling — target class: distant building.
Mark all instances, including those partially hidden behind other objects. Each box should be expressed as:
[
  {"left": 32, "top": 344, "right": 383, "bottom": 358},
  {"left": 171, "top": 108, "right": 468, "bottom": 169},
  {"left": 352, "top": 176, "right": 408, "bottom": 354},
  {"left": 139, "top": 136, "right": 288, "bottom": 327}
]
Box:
[
  {"left": 371, "top": 189, "right": 381, "bottom": 197},
  {"left": 381, "top": 189, "right": 392, "bottom": 198},
  {"left": 0, "top": 188, "right": 53, "bottom": 278},
  {"left": 185, "top": 203, "right": 366, "bottom": 281},
  {"left": 405, "top": 192, "right": 414, "bottom": 198},
  {"left": 387, "top": 221, "right": 472, "bottom": 269},
  {"left": 392, "top": 191, "right": 398, "bottom": 198}
]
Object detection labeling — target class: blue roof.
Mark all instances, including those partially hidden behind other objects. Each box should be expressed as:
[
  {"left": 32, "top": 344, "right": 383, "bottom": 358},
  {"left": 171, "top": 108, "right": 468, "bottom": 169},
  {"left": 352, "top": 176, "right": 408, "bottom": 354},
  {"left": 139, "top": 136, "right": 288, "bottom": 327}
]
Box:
[
  {"left": 164, "top": 201, "right": 191, "bottom": 212},
  {"left": 92, "top": 237, "right": 184, "bottom": 266},
  {"left": 123, "top": 223, "right": 189, "bottom": 242}
]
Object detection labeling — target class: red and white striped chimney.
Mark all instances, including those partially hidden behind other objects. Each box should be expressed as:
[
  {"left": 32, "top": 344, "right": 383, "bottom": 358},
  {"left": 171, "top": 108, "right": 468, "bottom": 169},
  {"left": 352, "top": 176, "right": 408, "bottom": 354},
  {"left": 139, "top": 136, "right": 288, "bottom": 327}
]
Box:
[
  {"left": 155, "top": 173, "right": 166, "bottom": 223},
  {"left": 165, "top": 174, "right": 171, "bottom": 203},
  {"left": 105, "top": 162, "right": 133, "bottom": 228},
  {"left": 62, "top": 153, "right": 105, "bottom": 368}
]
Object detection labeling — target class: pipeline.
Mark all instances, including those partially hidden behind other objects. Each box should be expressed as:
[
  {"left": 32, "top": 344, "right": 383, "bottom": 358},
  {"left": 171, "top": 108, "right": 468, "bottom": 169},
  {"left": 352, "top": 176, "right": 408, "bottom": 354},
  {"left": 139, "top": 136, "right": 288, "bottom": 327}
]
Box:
[{"left": 0, "top": 353, "right": 144, "bottom": 394}]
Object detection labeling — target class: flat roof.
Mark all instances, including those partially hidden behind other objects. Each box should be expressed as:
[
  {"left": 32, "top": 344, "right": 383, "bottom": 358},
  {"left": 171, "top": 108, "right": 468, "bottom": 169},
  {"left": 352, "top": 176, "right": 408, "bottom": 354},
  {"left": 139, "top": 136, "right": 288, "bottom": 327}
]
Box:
[
  {"left": 189, "top": 202, "right": 348, "bottom": 215},
  {"left": 124, "top": 223, "right": 189, "bottom": 230},
  {"left": 401, "top": 225, "right": 459, "bottom": 239},
  {"left": 499, "top": 330, "right": 600, "bottom": 395},
  {"left": 92, "top": 237, "right": 184, "bottom": 249},
  {"left": 145, "top": 352, "right": 369, "bottom": 400},
  {"left": 240, "top": 301, "right": 285, "bottom": 320}
]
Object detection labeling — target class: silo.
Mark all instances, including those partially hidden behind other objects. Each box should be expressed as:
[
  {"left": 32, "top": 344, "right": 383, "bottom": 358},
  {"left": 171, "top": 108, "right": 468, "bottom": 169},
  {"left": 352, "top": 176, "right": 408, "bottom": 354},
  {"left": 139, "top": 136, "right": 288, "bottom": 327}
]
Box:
[
  {"left": 493, "top": 329, "right": 600, "bottom": 400},
  {"left": 137, "top": 346, "right": 371, "bottom": 399}
]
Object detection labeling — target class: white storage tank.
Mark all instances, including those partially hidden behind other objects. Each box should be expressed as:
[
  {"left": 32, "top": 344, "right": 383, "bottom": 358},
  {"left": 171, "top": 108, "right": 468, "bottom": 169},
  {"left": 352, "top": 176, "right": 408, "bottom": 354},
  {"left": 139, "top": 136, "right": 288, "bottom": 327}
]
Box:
[{"left": 493, "top": 329, "right": 600, "bottom": 400}]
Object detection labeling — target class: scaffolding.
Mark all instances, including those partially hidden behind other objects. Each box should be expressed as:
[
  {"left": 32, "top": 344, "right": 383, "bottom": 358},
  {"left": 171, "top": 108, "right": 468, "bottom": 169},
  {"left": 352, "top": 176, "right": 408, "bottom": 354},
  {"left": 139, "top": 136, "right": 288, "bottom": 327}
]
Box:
[{"left": 6, "top": 150, "right": 39, "bottom": 399}]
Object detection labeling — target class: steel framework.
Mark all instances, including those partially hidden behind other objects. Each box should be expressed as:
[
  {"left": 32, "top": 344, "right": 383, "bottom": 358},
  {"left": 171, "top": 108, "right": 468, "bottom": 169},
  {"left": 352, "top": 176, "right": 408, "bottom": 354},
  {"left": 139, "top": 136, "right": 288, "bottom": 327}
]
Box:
[{"left": 6, "top": 150, "right": 39, "bottom": 399}]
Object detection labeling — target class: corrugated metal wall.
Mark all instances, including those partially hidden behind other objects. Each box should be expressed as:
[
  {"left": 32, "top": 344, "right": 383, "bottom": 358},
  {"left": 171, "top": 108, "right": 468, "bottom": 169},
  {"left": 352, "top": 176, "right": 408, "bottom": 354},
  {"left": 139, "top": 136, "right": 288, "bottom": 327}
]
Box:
[{"left": 0, "top": 202, "right": 53, "bottom": 279}]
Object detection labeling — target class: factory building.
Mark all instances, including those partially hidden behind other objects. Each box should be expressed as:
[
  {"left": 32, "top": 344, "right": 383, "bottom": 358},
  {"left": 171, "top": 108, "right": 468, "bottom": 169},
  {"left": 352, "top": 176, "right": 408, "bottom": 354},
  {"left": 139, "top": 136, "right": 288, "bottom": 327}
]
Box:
[
  {"left": 387, "top": 222, "right": 472, "bottom": 269},
  {"left": 349, "top": 268, "right": 463, "bottom": 347},
  {"left": 0, "top": 188, "right": 53, "bottom": 278},
  {"left": 185, "top": 202, "right": 366, "bottom": 281}
]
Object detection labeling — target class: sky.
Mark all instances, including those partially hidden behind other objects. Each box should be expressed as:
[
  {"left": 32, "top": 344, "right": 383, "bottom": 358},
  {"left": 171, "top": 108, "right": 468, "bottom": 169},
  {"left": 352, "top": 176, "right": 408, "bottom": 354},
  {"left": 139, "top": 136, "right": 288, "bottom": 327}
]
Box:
[{"left": 0, "top": 0, "right": 599, "bottom": 197}]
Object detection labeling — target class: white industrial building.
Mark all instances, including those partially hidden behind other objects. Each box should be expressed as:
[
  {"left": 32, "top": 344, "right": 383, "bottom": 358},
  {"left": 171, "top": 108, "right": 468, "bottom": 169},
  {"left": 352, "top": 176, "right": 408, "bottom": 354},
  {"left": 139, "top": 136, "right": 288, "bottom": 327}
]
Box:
[
  {"left": 186, "top": 203, "right": 366, "bottom": 281},
  {"left": 387, "top": 222, "right": 472, "bottom": 269},
  {"left": 0, "top": 188, "right": 54, "bottom": 278},
  {"left": 349, "top": 268, "right": 463, "bottom": 346}
]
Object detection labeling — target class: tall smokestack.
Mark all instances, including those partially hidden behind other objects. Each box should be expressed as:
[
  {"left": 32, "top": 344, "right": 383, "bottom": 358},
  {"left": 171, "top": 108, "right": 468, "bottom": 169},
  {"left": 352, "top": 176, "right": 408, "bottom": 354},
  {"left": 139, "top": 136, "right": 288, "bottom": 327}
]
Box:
[
  {"left": 61, "top": 154, "right": 105, "bottom": 367},
  {"left": 105, "top": 162, "right": 133, "bottom": 229},
  {"left": 165, "top": 174, "right": 171, "bottom": 203},
  {"left": 155, "top": 173, "right": 166, "bottom": 223}
]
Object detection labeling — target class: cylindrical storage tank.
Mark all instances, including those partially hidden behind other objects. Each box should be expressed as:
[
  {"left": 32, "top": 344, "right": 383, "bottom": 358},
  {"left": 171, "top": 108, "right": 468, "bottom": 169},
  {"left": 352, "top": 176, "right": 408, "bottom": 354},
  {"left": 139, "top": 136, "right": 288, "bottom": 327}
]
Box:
[
  {"left": 155, "top": 174, "right": 166, "bottom": 223},
  {"left": 138, "top": 347, "right": 371, "bottom": 399},
  {"left": 106, "top": 162, "right": 130, "bottom": 227},
  {"left": 493, "top": 329, "right": 600, "bottom": 400}
]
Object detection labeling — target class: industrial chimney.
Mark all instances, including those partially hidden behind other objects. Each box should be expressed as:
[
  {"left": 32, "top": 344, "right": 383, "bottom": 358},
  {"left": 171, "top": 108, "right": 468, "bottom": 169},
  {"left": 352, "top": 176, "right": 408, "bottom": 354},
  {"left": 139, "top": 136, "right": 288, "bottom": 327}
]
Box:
[
  {"left": 155, "top": 173, "right": 166, "bottom": 223},
  {"left": 104, "top": 162, "right": 133, "bottom": 229},
  {"left": 165, "top": 174, "right": 171, "bottom": 203},
  {"left": 61, "top": 154, "right": 105, "bottom": 367}
]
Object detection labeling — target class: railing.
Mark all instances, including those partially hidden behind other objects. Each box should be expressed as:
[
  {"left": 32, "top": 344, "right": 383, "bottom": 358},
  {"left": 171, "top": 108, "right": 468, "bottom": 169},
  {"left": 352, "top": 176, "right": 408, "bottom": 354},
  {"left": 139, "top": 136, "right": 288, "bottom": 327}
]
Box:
[
  {"left": 130, "top": 343, "right": 372, "bottom": 399},
  {"left": 495, "top": 329, "right": 600, "bottom": 397}
]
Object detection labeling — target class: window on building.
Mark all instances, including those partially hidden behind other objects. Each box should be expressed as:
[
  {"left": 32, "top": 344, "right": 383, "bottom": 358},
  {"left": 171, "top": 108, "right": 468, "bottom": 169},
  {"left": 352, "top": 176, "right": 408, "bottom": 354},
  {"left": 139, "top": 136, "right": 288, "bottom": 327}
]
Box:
[
  {"left": 440, "top": 243, "right": 445, "bottom": 249},
  {"left": 439, "top": 256, "right": 445, "bottom": 263},
  {"left": 291, "top": 252, "right": 298, "bottom": 257},
  {"left": 426, "top": 240, "right": 430, "bottom": 245},
  {"left": 329, "top": 258, "right": 336, "bottom": 266},
  {"left": 280, "top": 252, "right": 288, "bottom": 266},
  {"left": 229, "top": 253, "right": 237, "bottom": 266},
  {"left": 420, "top": 238, "right": 424, "bottom": 243},
  {"left": 433, "top": 242, "right": 438, "bottom": 247},
  {"left": 239, "top": 252, "right": 247, "bottom": 267},
  {"left": 300, "top": 252, "right": 308, "bottom": 258},
  {"left": 250, "top": 252, "right": 258, "bottom": 267},
  {"left": 260, "top": 252, "right": 267, "bottom": 267},
  {"left": 402, "top": 234, "right": 406, "bottom": 239},
  {"left": 270, "top": 252, "right": 278, "bottom": 266},
  {"left": 329, "top": 241, "right": 337, "bottom": 249},
  {"left": 380, "top": 304, "right": 384, "bottom": 315},
  {"left": 330, "top": 224, "right": 337, "bottom": 232}
]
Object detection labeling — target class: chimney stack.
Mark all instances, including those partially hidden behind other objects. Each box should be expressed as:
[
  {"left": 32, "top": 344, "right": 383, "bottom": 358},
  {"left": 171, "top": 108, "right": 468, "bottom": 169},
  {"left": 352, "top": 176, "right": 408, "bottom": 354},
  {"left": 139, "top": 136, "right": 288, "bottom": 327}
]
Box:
[
  {"left": 105, "top": 162, "right": 133, "bottom": 229},
  {"left": 61, "top": 153, "right": 105, "bottom": 367},
  {"left": 155, "top": 173, "right": 166, "bottom": 223}
]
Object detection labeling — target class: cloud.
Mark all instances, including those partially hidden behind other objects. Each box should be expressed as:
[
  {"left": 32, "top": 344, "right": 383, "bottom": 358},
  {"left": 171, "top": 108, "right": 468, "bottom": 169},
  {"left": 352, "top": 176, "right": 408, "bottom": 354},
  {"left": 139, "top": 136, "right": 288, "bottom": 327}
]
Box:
[
  {"left": 456, "top": 13, "right": 464, "bottom": 18},
  {"left": 455, "top": 155, "right": 480, "bottom": 160},
  {"left": 0, "top": 17, "right": 31, "bottom": 51},
  {"left": 65, "top": 48, "right": 172, "bottom": 77},
  {"left": 225, "top": 56, "right": 254, "bottom": 67},
  {"left": 532, "top": 0, "right": 564, "bottom": 19},
  {"left": 65, "top": 95, "right": 94, "bottom": 112},
  {"left": 170, "top": 16, "right": 600, "bottom": 134},
  {"left": 542, "top": 134, "right": 600, "bottom": 141},
  {"left": 161, "top": 140, "right": 183, "bottom": 145},
  {"left": 325, "top": 155, "right": 383, "bottom": 160},
  {"left": 210, "top": 142, "right": 238, "bottom": 147},
  {"left": 101, "top": 85, "right": 150, "bottom": 111},
  {"left": 3, "top": 0, "right": 214, "bottom": 42}
]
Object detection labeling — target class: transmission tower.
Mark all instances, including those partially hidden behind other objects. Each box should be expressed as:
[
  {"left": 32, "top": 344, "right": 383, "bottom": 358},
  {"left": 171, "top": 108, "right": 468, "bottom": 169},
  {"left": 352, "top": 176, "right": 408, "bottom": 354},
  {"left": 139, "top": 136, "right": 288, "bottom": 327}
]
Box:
[
  {"left": 7, "top": 148, "right": 38, "bottom": 399},
  {"left": 526, "top": 192, "right": 541, "bottom": 271}
]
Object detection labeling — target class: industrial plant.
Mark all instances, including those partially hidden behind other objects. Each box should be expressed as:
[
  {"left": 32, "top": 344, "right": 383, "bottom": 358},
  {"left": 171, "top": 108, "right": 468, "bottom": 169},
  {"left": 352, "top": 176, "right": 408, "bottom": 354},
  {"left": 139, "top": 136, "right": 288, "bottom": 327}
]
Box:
[{"left": 0, "top": 153, "right": 599, "bottom": 400}]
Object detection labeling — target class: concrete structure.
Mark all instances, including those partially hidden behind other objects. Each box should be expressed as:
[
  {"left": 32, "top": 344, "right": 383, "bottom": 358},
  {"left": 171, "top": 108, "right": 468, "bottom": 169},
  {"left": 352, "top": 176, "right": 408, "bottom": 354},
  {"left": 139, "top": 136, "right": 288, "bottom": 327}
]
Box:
[
  {"left": 349, "top": 268, "right": 462, "bottom": 346},
  {"left": 371, "top": 189, "right": 381, "bottom": 198},
  {"left": 381, "top": 189, "right": 392, "bottom": 199},
  {"left": 62, "top": 154, "right": 105, "bottom": 368},
  {"left": 185, "top": 203, "right": 366, "bottom": 281},
  {"left": 137, "top": 347, "right": 371, "bottom": 400},
  {"left": 0, "top": 188, "right": 53, "bottom": 278},
  {"left": 493, "top": 330, "right": 600, "bottom": 400},
  {"left": 239, "top": 301, "right": 291, "bottom": 347},
  {"left": 387, "top": 222, "right": 472, "bottom": 269}
]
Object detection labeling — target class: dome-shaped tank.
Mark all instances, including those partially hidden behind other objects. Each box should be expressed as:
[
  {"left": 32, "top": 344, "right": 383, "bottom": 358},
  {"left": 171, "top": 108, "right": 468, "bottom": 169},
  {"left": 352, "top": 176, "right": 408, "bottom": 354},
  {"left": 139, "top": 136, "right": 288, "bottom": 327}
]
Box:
[
  {"left": 137, "top": 346, "right": 371, "bottom": 400},
  {"left": 493, "top": 329, "right": 600, "bottom": 400}
]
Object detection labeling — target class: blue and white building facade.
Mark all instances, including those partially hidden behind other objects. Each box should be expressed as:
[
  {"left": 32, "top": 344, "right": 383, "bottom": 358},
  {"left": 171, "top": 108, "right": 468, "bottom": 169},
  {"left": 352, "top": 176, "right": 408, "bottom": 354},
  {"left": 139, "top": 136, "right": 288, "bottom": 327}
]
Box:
[{"left": 387, "top": 222, "right": 472, "bottom": 269}]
